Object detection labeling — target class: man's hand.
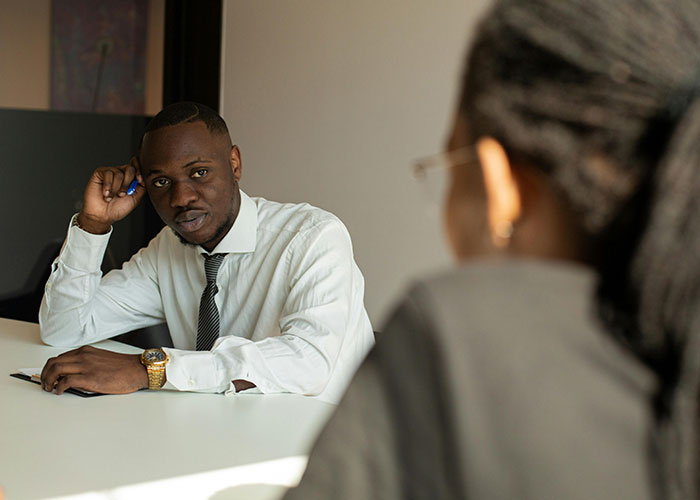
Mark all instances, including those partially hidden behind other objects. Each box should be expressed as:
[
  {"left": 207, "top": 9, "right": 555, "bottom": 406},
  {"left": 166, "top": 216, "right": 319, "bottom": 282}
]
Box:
[
  {"left": 40, "top": 346, "right": 148, "bottom": 395},
  {"left": 77, "top": 158, "right": 146, "bottom": 234}
]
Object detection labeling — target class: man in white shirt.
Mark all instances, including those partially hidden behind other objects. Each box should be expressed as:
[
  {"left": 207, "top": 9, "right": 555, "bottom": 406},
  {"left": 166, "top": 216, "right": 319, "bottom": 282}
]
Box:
[{"left": 39, "top": 102, "right": 374, "bottom": 403}]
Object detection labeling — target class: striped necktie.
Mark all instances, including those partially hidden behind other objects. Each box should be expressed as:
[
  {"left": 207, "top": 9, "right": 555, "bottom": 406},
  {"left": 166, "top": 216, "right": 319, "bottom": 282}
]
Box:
[{"left": 196, "top": 253, "right": 226, "bottom": 351}]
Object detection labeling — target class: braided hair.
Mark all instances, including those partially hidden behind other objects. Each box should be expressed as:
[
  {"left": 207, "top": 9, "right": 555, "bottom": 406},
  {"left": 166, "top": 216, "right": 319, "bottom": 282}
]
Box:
[{"left": 461, "top": 1, "right": 700, "bottom": 497}]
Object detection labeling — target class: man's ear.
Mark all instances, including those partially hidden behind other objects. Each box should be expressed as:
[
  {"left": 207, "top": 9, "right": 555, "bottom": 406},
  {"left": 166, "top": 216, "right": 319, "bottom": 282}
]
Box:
[
  {"left": 475, "top": 137, "right": 522, "bottom": 248},
  {"left": 231, "top": 145, "right": 242, "bottom": 181}
]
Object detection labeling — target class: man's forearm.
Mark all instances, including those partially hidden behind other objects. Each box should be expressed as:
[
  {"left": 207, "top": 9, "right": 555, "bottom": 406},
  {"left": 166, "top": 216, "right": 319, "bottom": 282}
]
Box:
[{"left": 39, "top": 217, "right": 111, "bottom": 346}]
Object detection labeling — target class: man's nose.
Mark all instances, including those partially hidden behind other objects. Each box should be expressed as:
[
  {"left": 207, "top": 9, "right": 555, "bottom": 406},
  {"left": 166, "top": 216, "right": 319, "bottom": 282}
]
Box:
[{"left": 170, "top": 181, "right": 198, "bottom": 208}]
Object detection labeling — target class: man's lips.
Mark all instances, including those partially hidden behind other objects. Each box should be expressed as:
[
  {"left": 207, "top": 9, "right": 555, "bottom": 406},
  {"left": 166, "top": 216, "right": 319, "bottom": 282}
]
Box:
[{"left": 174, "top": 210, "right": 207, "bottom": 233}]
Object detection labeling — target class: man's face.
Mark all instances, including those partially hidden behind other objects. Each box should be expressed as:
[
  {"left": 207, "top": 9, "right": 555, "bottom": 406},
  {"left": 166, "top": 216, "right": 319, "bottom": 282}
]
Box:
[{"left": 139, "top": 121, "right": 242, "bottom": 252}]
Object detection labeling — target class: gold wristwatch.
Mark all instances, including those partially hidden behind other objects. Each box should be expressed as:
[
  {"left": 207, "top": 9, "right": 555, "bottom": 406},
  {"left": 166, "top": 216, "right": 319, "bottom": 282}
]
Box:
[{"left": 140, "top": 348, "right": 169, "bottom": 390}]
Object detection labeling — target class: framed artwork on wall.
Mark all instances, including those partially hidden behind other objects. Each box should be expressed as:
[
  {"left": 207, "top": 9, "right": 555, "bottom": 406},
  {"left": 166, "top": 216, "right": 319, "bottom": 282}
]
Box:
[{"left": 51, "top": 0, "right": 148, "bottom": 114}]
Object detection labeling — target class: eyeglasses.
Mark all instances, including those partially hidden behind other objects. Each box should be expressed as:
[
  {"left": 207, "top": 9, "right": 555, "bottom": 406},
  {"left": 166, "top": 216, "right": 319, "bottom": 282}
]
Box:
[{"left": 412, "top": 146, "right": 477, "bottom": 203}]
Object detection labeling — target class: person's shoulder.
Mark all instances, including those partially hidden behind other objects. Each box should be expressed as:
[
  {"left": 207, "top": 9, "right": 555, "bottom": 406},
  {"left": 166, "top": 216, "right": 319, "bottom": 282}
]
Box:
[
  {"left": 252, "top": 196, "right": 347, "bottom": 237},
  {"left": 382, "top": 259, "right": 605, "bottom": 381},
  {"left": 393, "top": 258, "right": 599, "bottom": 352},
  {"left": 411, "top": 258, "right": 596, "bottom": 308}
]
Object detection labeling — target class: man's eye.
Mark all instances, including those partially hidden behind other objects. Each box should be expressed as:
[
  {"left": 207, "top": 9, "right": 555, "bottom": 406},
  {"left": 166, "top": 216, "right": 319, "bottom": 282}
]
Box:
[
  {"left": 153, "top": 178, "right": 169, "bottom": 188},
  {"left": 192, "top": 169, "right": 207, "bottom": 178}
]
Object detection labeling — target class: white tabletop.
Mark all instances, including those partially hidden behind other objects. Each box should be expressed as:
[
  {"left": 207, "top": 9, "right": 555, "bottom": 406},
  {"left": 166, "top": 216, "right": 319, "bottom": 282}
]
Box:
[{"left": 0, "top": 318, "right": 335, "bottom": 500}]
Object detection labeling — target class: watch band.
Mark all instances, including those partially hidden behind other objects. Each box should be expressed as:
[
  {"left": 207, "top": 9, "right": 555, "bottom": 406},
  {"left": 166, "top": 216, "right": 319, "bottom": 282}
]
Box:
[
  {"left": 71, "top": 213, "right": 83, "bottom": 230},
  {"left": 145, "top": 365, "right": 166, "bottom": 390}
]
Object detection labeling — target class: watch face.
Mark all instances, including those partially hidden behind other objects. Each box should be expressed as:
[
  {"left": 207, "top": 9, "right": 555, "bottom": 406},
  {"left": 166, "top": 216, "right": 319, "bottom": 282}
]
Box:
[{"left": 144, "top": 349, "right": 166, "bottom": 363}]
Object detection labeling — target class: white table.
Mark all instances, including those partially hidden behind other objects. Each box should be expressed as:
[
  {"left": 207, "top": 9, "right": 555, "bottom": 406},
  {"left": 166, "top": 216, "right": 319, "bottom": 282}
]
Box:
[{"left": 0, "top": 318, "right": 335, "bottom": 500}]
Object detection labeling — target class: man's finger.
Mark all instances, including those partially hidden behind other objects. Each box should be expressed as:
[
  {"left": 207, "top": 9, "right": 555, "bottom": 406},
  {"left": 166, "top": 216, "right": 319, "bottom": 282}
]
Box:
[
  {"left": 41, "top": 362, "right": 84, "bottom": 392},
  {"left": 108, "top": 169, "right": 125, "bottom": 200},
  {"left": 55, "top": 374, "right": 92, "bottom": 395},
  {"left": 40, "top": 356, "right": 58, "bottom": 383},
  {"left": 101, "top": 169, "right": 115, "bottom": 200},
  {"left": 119, "top": 165, "right": 137, "bottom": 197}
]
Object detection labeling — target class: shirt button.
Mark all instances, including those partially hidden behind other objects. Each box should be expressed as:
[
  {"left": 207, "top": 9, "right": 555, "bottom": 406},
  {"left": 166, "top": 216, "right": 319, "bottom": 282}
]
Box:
[{"left": 188, "top": 379, "right": 195, "bottom": 387}]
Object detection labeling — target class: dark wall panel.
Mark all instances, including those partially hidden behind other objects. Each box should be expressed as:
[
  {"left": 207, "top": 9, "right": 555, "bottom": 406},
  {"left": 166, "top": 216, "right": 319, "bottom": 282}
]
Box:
[{"left": 0, "top": 108, "right": 151, "bottom": 300}]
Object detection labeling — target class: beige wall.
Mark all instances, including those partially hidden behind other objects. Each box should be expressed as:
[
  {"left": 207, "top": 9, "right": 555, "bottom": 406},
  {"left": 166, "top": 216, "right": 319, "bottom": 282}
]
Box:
[
  {"left": 0, "top": 0, "right": 163, "bottom": 113},
  {"left": 0, "top": 0, "right": 51, "bottom": 110},
  {"left": 220, "top": 1, "right": 491, "bottom": 325}
]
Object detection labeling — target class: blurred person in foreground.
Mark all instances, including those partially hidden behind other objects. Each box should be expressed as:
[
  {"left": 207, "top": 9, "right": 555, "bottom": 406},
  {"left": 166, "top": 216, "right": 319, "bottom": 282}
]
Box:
[{"left": 284, "top": 0, "right": 700, "bottom": 498}]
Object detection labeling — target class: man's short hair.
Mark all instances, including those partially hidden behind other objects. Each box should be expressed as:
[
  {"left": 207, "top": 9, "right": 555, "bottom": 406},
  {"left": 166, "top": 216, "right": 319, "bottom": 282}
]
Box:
[{"left": 143, "top": 101, "right": 229, "bottom": 137}]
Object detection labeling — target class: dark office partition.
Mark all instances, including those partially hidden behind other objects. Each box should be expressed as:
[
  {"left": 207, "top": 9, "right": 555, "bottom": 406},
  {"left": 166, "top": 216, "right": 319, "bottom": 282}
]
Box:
[{"left": 0, "top": 108, "right": 155, "bottom": 315}]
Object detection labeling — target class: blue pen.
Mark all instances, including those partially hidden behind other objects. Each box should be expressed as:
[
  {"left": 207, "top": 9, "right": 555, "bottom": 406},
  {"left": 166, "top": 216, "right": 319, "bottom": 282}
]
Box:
[{"left": 126, "top": 179, "right": 139, "bottom": 196}]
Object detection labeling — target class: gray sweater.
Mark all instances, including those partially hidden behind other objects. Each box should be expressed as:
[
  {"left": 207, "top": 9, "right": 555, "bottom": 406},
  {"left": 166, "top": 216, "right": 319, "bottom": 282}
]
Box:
[{"left": 284, "top": 259, "right": 656, "bottom": 499}]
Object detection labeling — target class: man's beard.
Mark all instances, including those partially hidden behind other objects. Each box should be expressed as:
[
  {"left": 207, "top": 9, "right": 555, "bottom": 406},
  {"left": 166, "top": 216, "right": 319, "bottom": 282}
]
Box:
[{"left": 171, "top": 213, "right": 234, "bottom": 249}]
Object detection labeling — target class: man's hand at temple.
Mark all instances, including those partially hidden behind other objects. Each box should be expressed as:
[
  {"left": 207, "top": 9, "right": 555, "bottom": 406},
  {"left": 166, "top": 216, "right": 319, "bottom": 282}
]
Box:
[
  {"left": 40, "top": 346, "right": 148, "bottom": 395},
  {"left": 77, "top": 159, "right": 146, "bottom": 234}
]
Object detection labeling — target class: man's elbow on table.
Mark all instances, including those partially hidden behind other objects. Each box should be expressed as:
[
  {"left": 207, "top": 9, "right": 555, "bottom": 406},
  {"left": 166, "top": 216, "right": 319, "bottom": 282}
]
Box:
[
  {"left": 38, "top": 304, "right": 86, "bottom": 348},
  {"left": 292, "top": 355, "right": 341, "bottom": 400},
  {"left": 260, "top": 356, "right": 333, "bottom": 398},
  {"left": 39, "top": 325, "right": 84, "bottom": 348}
]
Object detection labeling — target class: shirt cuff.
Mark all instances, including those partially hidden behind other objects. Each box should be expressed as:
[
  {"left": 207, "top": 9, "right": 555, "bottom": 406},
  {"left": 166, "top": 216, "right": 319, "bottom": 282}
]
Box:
[
  {"left": 162, "top": 348, "right": 219, "bottom": 392},
  {"left": 162, "top": 336, "right": 265, "bottom": 393},
  {"left": 162, "top": 339, "right": 247, "bottom": 393},
  {"left": 60, "top": 214, "right": 112, "bottom": 272}
]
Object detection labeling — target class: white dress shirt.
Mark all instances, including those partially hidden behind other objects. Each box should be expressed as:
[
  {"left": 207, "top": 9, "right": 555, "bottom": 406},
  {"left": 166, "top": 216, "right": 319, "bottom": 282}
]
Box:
[{"left": 39, "top": 191, "right": 374, "bottom": 403}]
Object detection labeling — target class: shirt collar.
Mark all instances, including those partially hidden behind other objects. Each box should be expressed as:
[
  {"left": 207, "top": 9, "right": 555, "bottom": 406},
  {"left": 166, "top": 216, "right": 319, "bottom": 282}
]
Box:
[{"left": 206, "top": 190, "right": 258, "bottom": 255}]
